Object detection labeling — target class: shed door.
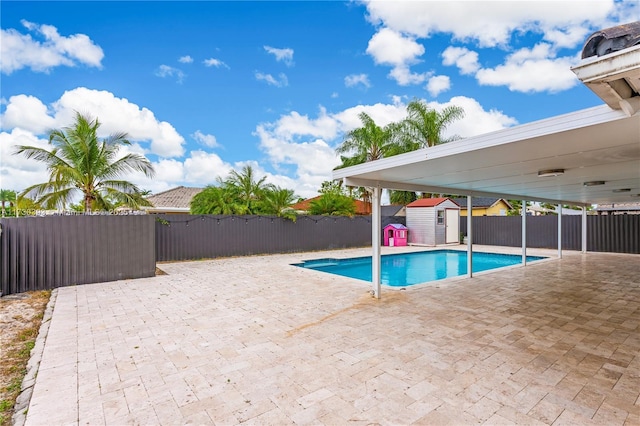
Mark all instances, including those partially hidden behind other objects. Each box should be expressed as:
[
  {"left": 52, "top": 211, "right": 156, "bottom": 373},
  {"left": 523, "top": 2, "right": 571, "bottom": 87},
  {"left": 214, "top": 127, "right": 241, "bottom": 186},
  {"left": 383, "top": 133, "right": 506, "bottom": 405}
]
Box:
[{"left": 445, "top": 209, "right": 459, "bottom": 244}]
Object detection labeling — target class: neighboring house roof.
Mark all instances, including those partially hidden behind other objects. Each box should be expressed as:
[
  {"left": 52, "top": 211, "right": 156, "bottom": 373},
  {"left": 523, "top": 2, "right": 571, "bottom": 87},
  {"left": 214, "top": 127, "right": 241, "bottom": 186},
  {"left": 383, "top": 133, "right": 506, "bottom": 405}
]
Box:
[
  {"left": 144, "top": 186, "right": 203, "bottom": 213},
  {"left": 291, "top": 196, "right": 372, "bottom": 215},
  {"left": 406, "top": 197, "right": 458, "bottom": 208},
  {"left": 381, "top": 205, "right": 406, "bottom": 216},
  {"left": 452, "top": 197, "right": 513, "bottom": 210},
  {"left": 594, "top": 202, "right": 640, "bottom": 212}
]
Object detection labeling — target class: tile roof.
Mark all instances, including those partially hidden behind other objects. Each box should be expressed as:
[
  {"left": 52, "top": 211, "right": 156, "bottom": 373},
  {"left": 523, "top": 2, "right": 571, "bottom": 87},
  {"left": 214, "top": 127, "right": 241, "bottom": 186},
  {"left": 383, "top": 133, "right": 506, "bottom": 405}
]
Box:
[
  {"left": 595, "top": 202, "right": 640, "bottom": 211},
  {"left": 290, "top": 196, "right": 372, "bottom": 215},
  {"left": 451, "top": 197, "right": 512, "bottom": 209},
  {"left": 381, "top": 205, "right": 405, "bottom": 216},
  {"left": 146, "top": 186, "right": 203, "bottom": 210}
]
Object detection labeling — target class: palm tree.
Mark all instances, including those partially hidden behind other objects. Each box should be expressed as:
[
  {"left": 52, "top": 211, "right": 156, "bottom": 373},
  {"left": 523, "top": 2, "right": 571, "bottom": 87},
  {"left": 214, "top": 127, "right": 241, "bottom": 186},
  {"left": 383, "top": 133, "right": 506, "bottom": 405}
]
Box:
[
  {"left": 309, "top": 193, "right": 356, "bottom": 216},
  {"left": 190, "top": 185, "right": 247, "bottom": 215},
  {"left": 223, "top": 165, "right": 268, "bottom": 213},
  {"left": 389, "top": 190, "right": 417, "bottom": 205},
  {"left": 400, "top": 99, "right": 465, "bottom": 149},
  {"left": 335, "top": 112, "right": 404, "bottom": 167},
  {"left": 13, "top": 112, "right": 155, "bottom": 212},
  {"left": 257, "top": 186, "right": 298, "bottom": 220},
  {"left": 0, "top": 189, "right": 16, "bottom": 217}
]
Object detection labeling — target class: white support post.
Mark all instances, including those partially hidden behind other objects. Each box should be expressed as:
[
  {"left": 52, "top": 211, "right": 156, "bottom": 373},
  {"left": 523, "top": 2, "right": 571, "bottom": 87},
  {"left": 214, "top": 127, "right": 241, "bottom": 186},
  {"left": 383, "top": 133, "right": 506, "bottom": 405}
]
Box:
[
  {"left": 557, "top": 204, "right": 563, "bottom": 259},
  {"left": 582, "top": 207, "right": 587, "bottom": 253},
  {"left": 522, "top": 200, "right": 527, "bottom": 265},
  {"left": 371, "top": 186, "right": 381, "bottom": 299},
  {"left": 467, "top": 195, "right": 473, "bottom": 278}
]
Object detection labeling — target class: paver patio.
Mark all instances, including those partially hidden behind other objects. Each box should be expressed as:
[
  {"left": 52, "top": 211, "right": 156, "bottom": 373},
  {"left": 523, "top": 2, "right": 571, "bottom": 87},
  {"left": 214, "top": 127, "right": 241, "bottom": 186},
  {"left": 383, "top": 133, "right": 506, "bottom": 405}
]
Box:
[{"left": 22, "top": 246, "right": 640, "bottom": 425}]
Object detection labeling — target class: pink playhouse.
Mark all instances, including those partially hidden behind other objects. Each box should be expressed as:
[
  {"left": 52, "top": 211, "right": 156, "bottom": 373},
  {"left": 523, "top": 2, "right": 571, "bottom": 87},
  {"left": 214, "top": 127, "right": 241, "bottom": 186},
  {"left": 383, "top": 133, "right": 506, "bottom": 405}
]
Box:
[{"left": 383, "top": 224, "right": 408, "bottom": 247}]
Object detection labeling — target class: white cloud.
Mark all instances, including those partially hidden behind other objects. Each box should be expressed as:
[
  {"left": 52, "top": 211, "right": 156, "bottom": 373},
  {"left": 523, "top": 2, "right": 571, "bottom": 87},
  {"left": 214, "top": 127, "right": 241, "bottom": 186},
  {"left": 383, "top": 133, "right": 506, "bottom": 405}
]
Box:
[
  {"left": 192, "top": 130, "right": 219, "bottom": 148},
  {"left": 1, "top": 87, "right": 185, "bottom": 158},
  {"left": 439, "top": 96, "right": 518, "bottom": 138},
  {"left": 183, "top": 150, "right": 232, "bottom": 184},
  {"left": 0, "top": 128, "right": 50, "bottom": 191},
  {"left": 126, "top": 151, "right": 233, "bottom": 194},
  {"left": 1, "top": 20, "right": 104, "bottom": 74},
  {"left": 264, "top": 46, "right": 294, "bottom": 66},
  {"left": 442, "top": 43, "right": 578, "bottom": 93},
  {"left": 388, "top": 66, "right": 430, "bottom": 86},
  {"left": 441, "top": 47, "right": 480, "bottom": 75},
  {"left": 255, "top": 72, "right": 288, "bottom": 87},
  {"left": 362, "top": 0, "right": 617, "bottom": 48},
  {"left": 178, "top": 55, "right": 193, "bottom": 63},
  {"left": 475, "top": 44, "right": 578, "bottom": 93},
  {"left": 255, "top": 125, "right": 339, "bottom": 198},
  {"left": 0, "top": 94, "right": 56, "bottom": 133},
  {"left": 366, "top": 28, "right": 429, "bottom": 85},
  {"left": 333, "top": 98, "right": 408, "bottom": 132},
  {"left": 272, "top": 107, "right": 339, "bottom": 140},
  {"left": 367, "top": 28, "right": 423, "bottom": 66},
  {"left": 155, "top": 64, "right": 185, "bottom": 83},
  {"left": 203, "top": 58, "right": 229, "bottom": 68},
  {"left": 345, "top": 73, "right": 371, "bottom": 89},
  {"left": 426, "top": 75, "right": 451, "bottom": 97}
]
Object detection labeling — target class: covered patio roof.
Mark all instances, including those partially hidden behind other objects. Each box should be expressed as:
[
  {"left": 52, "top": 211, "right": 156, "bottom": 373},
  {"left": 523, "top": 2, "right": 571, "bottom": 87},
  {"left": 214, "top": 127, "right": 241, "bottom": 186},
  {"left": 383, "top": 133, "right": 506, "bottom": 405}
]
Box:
[{"left": 333, "top": 105, "right": 639, "bottom": 207}]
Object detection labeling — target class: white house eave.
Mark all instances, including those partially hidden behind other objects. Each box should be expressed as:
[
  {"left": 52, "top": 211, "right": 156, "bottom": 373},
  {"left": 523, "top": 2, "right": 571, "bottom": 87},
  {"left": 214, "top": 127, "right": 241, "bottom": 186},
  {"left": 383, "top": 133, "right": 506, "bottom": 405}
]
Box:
[
  {"left": 572, "top": 44, "right": 640, "bottom": 83},
  {"left": 571, "top": 45, "right": 640, "bottom": 112}
]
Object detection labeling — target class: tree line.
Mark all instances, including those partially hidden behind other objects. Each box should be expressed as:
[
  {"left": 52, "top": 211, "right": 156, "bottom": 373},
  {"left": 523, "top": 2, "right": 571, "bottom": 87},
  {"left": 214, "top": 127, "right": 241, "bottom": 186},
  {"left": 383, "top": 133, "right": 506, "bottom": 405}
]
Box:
[{"left": 9, "top": 99, "right": 465, "bottom": 217}]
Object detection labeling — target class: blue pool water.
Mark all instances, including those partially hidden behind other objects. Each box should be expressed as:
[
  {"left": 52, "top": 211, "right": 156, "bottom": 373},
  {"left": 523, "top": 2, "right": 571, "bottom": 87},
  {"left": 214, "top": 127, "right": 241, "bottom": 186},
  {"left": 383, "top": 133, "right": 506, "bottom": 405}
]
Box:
[{"left": 293, "top": 250, "right": 546, "bottom": 287}]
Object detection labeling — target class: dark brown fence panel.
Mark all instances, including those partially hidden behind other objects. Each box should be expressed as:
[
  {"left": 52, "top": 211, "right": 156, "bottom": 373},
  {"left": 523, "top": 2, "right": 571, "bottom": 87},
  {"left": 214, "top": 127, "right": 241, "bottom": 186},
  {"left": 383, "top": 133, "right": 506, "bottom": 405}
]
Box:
[
  {"left": 459, "top": 215, "right": 639, "bottom": 253},
  {"left": 155, "top": 214, "right": 373, "bottom": 261},
  {"left": 0, "top": 215, "right": 155, "bottom": 296},
  {"left": 589, "top": 215, "right": 639, "bottom": 253}
]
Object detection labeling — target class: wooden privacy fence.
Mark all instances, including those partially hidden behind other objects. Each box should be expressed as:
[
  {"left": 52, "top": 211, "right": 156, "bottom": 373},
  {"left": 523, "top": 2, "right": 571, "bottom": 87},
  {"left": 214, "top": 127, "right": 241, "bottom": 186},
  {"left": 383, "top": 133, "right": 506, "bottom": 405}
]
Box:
[{"left": 459, "top": 215, "right": 639, "bottom": 253}]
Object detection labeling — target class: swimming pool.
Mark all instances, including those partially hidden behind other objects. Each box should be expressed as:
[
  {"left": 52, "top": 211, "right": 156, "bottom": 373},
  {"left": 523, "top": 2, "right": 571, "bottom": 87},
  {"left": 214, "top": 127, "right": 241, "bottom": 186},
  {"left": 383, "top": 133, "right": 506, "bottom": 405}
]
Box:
[{"left": 293, "top": 250, "right": 546, "bottom": 287}]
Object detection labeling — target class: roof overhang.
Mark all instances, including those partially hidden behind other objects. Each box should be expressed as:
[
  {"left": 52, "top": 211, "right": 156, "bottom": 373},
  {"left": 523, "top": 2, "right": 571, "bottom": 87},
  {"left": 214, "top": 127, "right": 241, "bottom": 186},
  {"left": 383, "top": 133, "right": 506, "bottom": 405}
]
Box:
[
  {"left": 572, "top": 44, "right": 640, "bottom": 114},
  {"left": 332, "top": 105, "right": 640, "bottom": 207}
]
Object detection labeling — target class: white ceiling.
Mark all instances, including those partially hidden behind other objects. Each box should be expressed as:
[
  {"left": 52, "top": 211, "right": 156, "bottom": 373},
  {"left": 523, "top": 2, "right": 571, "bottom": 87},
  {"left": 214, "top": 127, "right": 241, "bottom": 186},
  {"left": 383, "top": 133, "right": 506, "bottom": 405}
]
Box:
[{"left": 333, "top": 105, "right": 640, "bottom": 207}]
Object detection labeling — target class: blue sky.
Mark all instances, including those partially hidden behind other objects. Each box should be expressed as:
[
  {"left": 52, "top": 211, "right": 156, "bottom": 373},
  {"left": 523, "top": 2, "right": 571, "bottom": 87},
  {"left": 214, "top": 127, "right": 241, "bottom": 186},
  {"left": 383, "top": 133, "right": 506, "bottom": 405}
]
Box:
[{"left": 1, "top": 1, "right": 638, "bottom": 199}]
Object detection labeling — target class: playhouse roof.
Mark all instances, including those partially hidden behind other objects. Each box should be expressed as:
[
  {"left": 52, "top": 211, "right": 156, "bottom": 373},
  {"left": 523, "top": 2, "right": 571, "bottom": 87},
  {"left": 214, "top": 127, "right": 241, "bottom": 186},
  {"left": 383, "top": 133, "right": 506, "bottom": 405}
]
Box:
[
  {"left": 406, "top": 197, "right": 459, "bottom": 208},
  {"left": 384, "top": 223, "right": 407, "bottom": 230}
]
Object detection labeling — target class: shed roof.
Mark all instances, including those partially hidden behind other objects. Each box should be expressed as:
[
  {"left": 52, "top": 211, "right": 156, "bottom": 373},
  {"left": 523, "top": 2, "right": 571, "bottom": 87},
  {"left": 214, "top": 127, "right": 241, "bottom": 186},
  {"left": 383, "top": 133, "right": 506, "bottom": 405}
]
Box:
[{"left": 406, "top": 197, "right": 458, "bottom": 208}]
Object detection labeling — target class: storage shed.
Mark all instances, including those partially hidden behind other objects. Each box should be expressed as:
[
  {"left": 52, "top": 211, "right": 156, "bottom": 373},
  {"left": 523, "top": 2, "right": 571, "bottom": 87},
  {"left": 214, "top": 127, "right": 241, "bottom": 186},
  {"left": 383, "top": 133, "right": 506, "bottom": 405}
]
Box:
[
  {"left": 406, "top": 198, "right": 460, "bottom": 246},
  {"left": 383, "top": 224, "right": 408, "bottom": 247}
]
